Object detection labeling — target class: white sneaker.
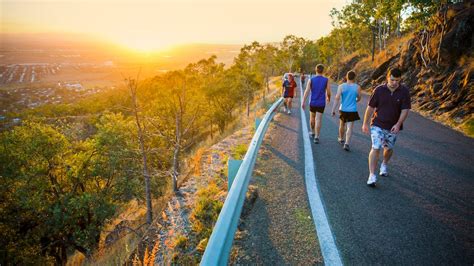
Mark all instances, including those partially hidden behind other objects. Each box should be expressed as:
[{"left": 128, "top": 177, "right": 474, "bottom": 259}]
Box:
[
  {"left": 367, "top": 174, "right": 377, "bottom": 187},
  {"left": 287, "top": 109, "right": 291, "bottom": 114},
  {"left": 283, "top": 106, "right": 287, "bottom": 112},
  {"left": 379, "top": 163, "right": 388, "bottom": 176}
]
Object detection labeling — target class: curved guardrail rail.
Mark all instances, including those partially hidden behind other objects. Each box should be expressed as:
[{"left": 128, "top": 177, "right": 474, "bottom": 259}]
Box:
[{"left": 200, "top": 97, "right": 284, "bottom": 266}]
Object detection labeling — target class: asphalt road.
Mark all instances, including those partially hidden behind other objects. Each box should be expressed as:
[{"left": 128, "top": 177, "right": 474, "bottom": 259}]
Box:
[{"left": 300, "top": 77, "right": 474, "bottom": 265}]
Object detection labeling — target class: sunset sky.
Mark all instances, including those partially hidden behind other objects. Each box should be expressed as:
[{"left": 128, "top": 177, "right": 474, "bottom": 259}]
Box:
[{"left": 1, "top": 0, "right": 349, "bottom": 52}]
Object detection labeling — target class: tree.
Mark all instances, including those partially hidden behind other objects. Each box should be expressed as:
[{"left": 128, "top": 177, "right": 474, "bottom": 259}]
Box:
[
  {"left": 185, "top": 56, "right": 225, "bottom": 139},
  {"left": 126, "top": 77, "right": 153, "bottom": 224},
  {"left": 0, "top": 118, "right": 139, "bottom": 264},
  {"left": 232, "top": 42, "right": 264, "bottom": 117},
  {"left": 278, "top": 35, "right": 305, "bottom": 72},
  {"left": 147, "top": 71, "right": 203, "bottom": 192}
]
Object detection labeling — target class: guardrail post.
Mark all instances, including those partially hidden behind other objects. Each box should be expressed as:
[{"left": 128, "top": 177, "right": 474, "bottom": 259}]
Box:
[
  {"left": 255, "top": 117, "right": 262, "bottom": 129},
  {"left": 227, "top": 159, "right": 243, "bottom": 191}
]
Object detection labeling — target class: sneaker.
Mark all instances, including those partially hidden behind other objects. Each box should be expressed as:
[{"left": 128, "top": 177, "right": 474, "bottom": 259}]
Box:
[
  {"left": 314, "top": 137, "right": 319, "bottom": 144},
  {"left": 309, "top": 132, "right": 315, "bottom": 139},
  {"left": 287, "top": 109, "right": 291, "bottom": 114},
  {"left": 379, "top": 163, "right": 388, "bottom": 176},
  {"left": 343, "top": 144, "right": 350, "bottom": 151},
  {"left": 338, "top": 138, "right": 345, "bottom": 145},
  {"left": 283, "top": 107, "right": 287, "bottom": 112},
  {"left": 367, "top": 174, "right": 377, "bottom": 187}
]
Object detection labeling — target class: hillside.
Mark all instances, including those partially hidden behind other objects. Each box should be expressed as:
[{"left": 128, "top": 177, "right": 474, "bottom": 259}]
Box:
[{"left": 330, "top": 2, "right": 473, "bottom": 136}]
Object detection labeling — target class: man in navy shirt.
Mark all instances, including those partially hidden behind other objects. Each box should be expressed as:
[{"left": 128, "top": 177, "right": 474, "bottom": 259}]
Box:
[{"left": 362, "top": 68, "right": 411, "bottom": 187}]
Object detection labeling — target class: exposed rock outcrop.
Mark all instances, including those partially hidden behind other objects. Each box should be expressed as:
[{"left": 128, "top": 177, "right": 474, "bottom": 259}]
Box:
[{"left": 333, "top": 2, "right": 473, "bottom": 136}]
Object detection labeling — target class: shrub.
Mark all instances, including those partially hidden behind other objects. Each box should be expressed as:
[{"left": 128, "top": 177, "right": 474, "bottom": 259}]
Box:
[
  {"left": 232, "top": 144, "right": 248, "bottom": 160},
  {"left": 190, "top": 183, "right": 223, "bottom": 239}
]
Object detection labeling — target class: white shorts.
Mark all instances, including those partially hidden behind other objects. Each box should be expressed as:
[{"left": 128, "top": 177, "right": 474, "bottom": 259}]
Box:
[{"left": 370, "top": 126, "right": 397, "bottom": 150}]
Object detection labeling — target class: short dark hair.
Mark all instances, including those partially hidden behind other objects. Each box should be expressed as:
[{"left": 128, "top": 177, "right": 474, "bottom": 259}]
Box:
[
  {"left": 347, "top": 70, "right": 356, "bottom": 81},
  {"left": 316, "top": 64, "right": 324, "bottom": 74},
  {"left": 388, "top": 67, "right": 402, "bottom": 78}
]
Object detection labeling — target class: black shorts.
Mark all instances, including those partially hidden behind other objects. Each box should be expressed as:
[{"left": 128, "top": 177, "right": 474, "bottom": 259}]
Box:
[
  {"left": 310, "top": 106, "right": 325, "bottom": 113},
  {"left": 340, "top": 111, "right": 360, "bottom": 122},
  {"left": 284, "top": 96, "right": 293, "bottom": 99}
]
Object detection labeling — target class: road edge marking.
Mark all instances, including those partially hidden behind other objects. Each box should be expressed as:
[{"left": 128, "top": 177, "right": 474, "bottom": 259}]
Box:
[{"left": 299, "top": 77, "right": 343, "bottom": 266}]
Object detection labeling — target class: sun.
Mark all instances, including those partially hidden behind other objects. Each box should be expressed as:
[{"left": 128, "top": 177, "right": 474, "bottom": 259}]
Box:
[
  {"left": 120, "top": 39, "right": 164, "bottom": 53},
  {"left": 113, "top": 35, "right": 170, "bottom": 53}
]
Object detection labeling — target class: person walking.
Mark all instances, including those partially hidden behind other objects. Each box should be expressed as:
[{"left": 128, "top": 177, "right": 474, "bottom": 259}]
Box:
[
  {"left": 302, "top": 64, "right": 331, "bottom": 144},
  {"left": 331, "top": 70, "right": 361, "bottom": 151},
  {"left": 282, "top": 73, "right": 297, "bottom": 114},
  {"left": 362, "top": 67, "right": 411, "bottom": 187}
]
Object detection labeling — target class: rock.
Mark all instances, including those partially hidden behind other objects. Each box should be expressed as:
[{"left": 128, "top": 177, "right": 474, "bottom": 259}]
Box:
[
  {"left": 330, "top": 54, "right": 364, "bottom": 81},
  {"left": 431, "top": 82, "right": 444, "bottom": 95},
  {"left": 371, "top": 54, "right": 399, "bottom": 80},
  {"left": 105, "top": 220, "right": 132, "bottom": 247},
  {"left": 240, "top": 185, "right": 259, "bottom": 219}
]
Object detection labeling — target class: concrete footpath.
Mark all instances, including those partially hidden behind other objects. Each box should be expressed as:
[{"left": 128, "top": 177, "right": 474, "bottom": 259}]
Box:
[{"left": 231, "top": 91, "right": 323, "bottom": 265}]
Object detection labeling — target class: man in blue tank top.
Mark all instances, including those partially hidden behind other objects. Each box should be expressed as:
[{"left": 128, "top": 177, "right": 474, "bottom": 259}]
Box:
[
  {"left": 331, "top": 70, "right": 361, "bottom": 151},
  {"left": 302, "top": 64, "right": 331, "bottom": 144}
]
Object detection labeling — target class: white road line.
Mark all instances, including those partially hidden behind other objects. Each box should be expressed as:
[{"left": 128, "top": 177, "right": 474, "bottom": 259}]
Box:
[{"left": 299, "top": 77, "right": 343, "bottom": 266}]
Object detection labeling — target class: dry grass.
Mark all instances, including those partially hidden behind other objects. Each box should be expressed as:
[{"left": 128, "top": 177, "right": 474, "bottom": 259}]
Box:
[
  {"left": 191, "top": 147, "right": 205, "bottom": 176},
  {"left": 356, "top": 32, "right": 413, "bottom": 70},
  {"left": 458, "top": 114, "right": 474, "bottom": 138}
]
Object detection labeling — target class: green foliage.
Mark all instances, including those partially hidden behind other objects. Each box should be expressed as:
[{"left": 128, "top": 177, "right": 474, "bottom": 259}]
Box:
[
  {"left": 460, "top": 117, "right": 474, "bottom": 137},
  {"left": 190, "top": 183, "right": 223, "bottom": 239},
  {"left": 171, "top": 234, "right": 189, "bottom": 253},
  {"left": 0, "top": 117, "right": 142, "bottom": 264},
  {"left": 232, "top": 144, "right": 248, "bottom": 160}
]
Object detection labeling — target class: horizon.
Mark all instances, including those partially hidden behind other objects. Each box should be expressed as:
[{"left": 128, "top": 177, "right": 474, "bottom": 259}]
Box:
[{"left": 1, "top": 0, "right": 349, "bottom": 52}]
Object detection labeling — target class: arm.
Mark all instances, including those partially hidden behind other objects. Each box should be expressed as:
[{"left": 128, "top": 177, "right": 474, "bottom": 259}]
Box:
[
  {"left": 301, "top": 79, "right": 311, "bottom": 109},
  {"left": 293, "top": 80, "right": 298, "bottom": 97},
  {"left": 281, "top": 82, "right": 285, "bottom": 98},
  {"left": 391, "top": 109, "right": 409, "bottom": 133},
  {"left": 362, "top": 105, "right": 375, "bottom": 134},
  {"left": 331, "top": 85, "right": 342, "bottom": 116},
  {"left": 356, "top": 85, "right": 362, "bottom": 102},
  {"left": 326, "top": 79, "right": 331, "bottom": 103}
]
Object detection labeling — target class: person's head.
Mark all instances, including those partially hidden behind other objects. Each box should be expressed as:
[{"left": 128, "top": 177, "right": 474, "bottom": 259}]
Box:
[
  {"left": 316, "top": 64, "right": 324, "bottom": 74},
  {"left": 386, "top": 67, "right": 402, "bottom": 89},
  {"left": 347, "top": 70, "right": 356, "bottom": 81},
  {"left": 288, "top": 73, "right": 294, "bottom": 80}
]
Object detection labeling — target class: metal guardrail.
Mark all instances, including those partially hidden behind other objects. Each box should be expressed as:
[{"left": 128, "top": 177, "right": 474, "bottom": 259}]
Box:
[{"left": 200, "top": 97, "right": 284, "bottom": 266}]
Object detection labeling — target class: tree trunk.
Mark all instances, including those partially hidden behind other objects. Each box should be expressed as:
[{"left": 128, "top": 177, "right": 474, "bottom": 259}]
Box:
[
  {"left": 396, "top": 11, "right": 401, "bottom": 37},
  {"left": 172, "top": 114, "right": 180, "bottom": 192},
  {"left": 383, "top": 17, "right": 387, "bottom": 49},
  {"left": 371, "top": 25, "right": 376, "bottom": 62},
  {"left": 246, "top": 97, "right": 250, "bottom": 117},
  {"left": 265, "top": 74, "right": 269, "bottom": 93},
  {"left": 378, "top": 19, "right": 382, "bottom": 52},
  {"left": 129, "top": 79, "right": 153, "bottom": 224},
  {"left": 172, "top": 145, "right": 179, "bottom": 192}
]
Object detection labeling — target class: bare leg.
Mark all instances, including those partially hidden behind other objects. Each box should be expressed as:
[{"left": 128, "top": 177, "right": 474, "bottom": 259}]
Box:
[
  {"left": 339, "top": 120, "right": 345, "bottom": 141},
  {"left": 369, "top": 148, "right": 380, "bottom": 176},
  {"left": 382, "top": 148, "right": 393, "bottom": 164},
  {"left": 345, "top": 121, "right": 354, "bottom": 145},
  {"left": 315, "top": 112, "right": 323, "bottom": 137},
  {"left": 288, "top": 98, "right": 293, "bottom": 110},
  {"left": 309, "top": 112, "right": 316, "bottom": 134}
]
